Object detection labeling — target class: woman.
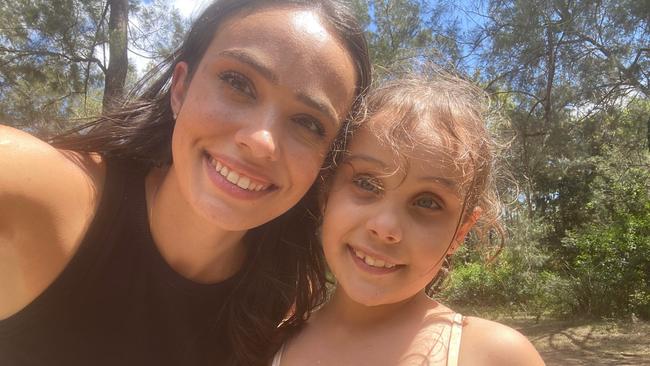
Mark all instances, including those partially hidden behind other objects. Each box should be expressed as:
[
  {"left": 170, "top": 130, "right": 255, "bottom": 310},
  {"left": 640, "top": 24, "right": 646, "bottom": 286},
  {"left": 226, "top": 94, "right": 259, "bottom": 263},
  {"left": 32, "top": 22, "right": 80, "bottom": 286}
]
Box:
[{"left": 0, "top": 1, "right": 371, "bottom": 365}]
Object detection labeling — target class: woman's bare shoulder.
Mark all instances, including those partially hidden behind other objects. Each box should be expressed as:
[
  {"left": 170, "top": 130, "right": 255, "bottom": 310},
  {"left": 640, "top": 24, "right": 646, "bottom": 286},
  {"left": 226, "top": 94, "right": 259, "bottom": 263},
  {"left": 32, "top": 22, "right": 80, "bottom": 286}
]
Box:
[
  {"left": 0, "top": 125, "right": 105, "bottom": 319},
  {"left": 0, "top": 125, "right": 105, "bottom": 210},
  {"left": 459, "top": 316, "right": 546, "bottom": 366}
]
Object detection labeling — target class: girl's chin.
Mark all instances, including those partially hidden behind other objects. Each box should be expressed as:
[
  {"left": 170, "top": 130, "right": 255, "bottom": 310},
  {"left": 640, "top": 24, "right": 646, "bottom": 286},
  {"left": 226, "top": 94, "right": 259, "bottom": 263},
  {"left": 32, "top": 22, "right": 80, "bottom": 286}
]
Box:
[{"left": 342, "top": 285, "right": 421, "bottom": 309}]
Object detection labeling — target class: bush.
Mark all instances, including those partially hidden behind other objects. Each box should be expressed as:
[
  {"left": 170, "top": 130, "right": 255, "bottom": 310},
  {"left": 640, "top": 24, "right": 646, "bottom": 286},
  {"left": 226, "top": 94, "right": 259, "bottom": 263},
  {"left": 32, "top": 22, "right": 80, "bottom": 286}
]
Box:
[{"left": 563, "top": 213, "right": 650, "bottom": 319}]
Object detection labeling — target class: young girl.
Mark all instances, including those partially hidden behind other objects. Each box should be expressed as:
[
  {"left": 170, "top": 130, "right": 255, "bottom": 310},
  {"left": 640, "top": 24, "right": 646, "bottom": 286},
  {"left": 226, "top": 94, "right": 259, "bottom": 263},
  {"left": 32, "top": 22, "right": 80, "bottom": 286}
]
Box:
[
  {"left": 273, "top": 71, "right": 546, "bottom": 365},
  {"left": 0, "top": 1, "right": 370, "bottom": 365}
]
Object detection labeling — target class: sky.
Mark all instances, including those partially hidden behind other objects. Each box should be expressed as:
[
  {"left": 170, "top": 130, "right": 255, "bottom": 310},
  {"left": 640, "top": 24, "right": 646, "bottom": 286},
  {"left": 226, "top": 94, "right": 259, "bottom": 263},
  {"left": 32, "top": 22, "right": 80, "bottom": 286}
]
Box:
[
  {"left": 131, "top": 0, "right": 210, "bottom": 74},
  {"left": 170, "top": 0, "right": 211, "bottom": 19}
]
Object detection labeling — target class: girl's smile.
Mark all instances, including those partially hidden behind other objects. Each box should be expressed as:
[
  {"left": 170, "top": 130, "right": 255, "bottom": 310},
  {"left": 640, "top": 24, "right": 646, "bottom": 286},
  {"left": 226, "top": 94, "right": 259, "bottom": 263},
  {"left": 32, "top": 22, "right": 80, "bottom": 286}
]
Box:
[
  {"left": 321, "top": 113, "right": 478, "bottom": 308},
  {"left": 348, "top": 244, "right": 402, "bottom": 274}
]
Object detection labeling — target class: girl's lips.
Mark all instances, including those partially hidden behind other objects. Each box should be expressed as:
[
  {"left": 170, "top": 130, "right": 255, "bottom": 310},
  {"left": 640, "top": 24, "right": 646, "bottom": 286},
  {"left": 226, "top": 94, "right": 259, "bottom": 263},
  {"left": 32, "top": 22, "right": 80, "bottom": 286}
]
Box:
[
  {"left": 203, "top": 155, "right": 277, "bottom": 200},
  {"left": 348, "top": 245, "right": 402, "bottom": 275}
]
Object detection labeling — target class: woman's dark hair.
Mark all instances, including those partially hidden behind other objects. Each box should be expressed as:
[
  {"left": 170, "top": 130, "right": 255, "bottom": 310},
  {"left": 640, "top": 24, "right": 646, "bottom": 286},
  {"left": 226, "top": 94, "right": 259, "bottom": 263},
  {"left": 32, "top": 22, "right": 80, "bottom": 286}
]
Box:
[{"left": 51, "top": 1, "right": 371, "bottom": 365}]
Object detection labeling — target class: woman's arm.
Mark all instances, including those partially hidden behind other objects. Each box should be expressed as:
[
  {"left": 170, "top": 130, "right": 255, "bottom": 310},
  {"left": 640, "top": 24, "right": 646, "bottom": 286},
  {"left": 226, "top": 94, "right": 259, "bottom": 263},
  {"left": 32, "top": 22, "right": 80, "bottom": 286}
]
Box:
[{"left": 0, "top": 125, "right": 105, "bottom": 319}]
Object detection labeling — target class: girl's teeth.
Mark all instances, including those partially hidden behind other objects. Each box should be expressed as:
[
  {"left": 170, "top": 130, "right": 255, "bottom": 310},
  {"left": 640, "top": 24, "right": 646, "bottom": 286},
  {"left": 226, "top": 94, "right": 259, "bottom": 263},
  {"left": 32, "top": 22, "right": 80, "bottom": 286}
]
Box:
[
  {"left": 220, "top": 166, "right": 229, "bottom": 176},
  {"left": 215, "top": 161, "right": 223, "bottom": 170},
  {"left": 354, "top": 248, "right": 396, "bottom": 269}
]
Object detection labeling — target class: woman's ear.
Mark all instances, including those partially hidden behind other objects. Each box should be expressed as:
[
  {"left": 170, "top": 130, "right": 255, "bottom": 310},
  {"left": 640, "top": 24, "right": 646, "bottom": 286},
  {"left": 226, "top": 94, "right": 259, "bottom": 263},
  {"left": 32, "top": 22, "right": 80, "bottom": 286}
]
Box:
[
  {"left": 448, "top": 207, "right": 482, "bottom": 255},
  {"left": 170, "top": 62, "right": 189, "bottom": 119}
]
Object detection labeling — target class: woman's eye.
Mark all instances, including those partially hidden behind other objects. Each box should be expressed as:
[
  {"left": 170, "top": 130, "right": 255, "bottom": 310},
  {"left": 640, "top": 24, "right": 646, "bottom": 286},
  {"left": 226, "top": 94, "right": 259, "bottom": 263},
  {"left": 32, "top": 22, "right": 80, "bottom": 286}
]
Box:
[
  {"left": 292, "top": 115, "right": 325, "bottom": 137},
  {"left": 413, "top": 196, "right": 441, "bottom": 210},
  {"left": 352, "top": 175, "right": 383, "bottom": 195},
  {"left": 219, "top": 71, "right": 255, "bottom": 98}
]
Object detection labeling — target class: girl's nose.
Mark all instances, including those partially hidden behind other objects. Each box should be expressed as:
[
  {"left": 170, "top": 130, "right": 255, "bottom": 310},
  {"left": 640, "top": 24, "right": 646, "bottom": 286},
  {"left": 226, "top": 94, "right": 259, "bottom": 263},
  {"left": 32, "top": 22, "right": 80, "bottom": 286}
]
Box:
[{"left": 366, "top": 209, "right": 403, "bottom": 244}]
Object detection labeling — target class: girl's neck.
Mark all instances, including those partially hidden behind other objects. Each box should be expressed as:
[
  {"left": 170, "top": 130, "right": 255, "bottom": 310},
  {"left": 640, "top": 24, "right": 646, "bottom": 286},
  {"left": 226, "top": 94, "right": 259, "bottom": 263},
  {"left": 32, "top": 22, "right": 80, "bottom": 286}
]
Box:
[
  {"left": 145, "top": 166, "right": 247, "bottom": 284},
  {"left": 316, "top": 288, "right": 432, "bottom": 332}
]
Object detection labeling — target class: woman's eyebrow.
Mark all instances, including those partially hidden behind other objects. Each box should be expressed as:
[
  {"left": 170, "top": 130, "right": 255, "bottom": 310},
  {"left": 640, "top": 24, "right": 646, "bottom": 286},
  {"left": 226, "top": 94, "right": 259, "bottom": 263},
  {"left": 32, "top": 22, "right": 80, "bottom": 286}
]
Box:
[
  {"left": 219, "top": 49, "right": 278, "bottom": 83},
  {"left": 218, "top": 49, "right": 339, "bottom": 124}
]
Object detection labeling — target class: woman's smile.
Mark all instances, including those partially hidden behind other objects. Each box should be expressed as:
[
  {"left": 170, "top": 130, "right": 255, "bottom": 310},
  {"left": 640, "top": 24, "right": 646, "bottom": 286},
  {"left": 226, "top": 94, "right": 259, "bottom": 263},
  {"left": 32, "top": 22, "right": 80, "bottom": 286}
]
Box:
[
  {"left": 203, "top": 153, "right": 277, "bottom": 200},
  {"left": 168, "top": 7, "right": 357, "bottom": 231}
]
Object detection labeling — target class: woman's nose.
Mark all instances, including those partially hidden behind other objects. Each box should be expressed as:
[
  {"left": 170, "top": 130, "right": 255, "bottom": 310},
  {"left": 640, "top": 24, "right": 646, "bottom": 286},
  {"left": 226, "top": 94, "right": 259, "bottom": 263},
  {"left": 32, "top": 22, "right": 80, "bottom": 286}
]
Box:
[
  {"left": 366, "top": 208, "right": 403, "bottom": 244},
  {"left": 234, "top": 119, "right": 279, "bottom": 161}
]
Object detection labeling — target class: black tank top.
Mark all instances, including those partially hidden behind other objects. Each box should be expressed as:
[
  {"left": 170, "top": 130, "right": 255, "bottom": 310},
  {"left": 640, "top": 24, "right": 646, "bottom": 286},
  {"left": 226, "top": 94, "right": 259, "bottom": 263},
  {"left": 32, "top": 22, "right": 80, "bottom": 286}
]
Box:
[{"left": 0, "top": 159, "right": 240, "bottom": 365}]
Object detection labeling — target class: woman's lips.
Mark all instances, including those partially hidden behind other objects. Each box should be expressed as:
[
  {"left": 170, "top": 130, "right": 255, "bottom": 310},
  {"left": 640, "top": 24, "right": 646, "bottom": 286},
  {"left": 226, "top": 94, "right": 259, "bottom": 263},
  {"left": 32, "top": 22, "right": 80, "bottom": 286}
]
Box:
[
  {"left": 207, "top": 155, "right": 271, "bottom": 191},
  {"left": 203, "top": 154, "right": 277, "bottom": 200}
]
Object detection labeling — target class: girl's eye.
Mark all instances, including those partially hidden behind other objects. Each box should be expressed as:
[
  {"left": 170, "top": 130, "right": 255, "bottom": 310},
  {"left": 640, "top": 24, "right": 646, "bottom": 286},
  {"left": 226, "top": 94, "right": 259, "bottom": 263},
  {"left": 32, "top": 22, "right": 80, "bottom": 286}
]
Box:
[
  {"left": 413, "top": 196, "right": 442, "bottom": 210},
  {"left": 352, "top": 175, "right": 383, "bottom": 195},
  {"left": 219, "top": 71, "right": 255, "bottom": 98},
  {"left": 292, "top": 115, "right": 325, "bottom": 137}
]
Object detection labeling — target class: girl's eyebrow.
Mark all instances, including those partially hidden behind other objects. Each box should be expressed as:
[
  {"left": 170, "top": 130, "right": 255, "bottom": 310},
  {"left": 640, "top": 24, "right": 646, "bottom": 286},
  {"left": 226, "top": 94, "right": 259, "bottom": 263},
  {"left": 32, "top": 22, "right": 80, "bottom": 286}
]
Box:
[
  {"left": 420, "top": 176, "right": 456, "bottom": 189},
  {"left": 345, "top": 154, "right": 387, "bottom": 167},
  {"left": 419, "top": 176, "right": 461, "bottom": 196},
  {"left": 347, "top": 154, "right": 461, "bottom": 194}
]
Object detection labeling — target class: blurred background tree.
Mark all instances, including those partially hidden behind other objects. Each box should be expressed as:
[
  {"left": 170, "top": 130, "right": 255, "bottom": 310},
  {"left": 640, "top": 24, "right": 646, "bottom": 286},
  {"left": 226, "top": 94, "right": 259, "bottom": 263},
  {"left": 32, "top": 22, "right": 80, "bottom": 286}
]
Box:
[
  {"left": 0, "top": 0, "right": 185, "bottom": 133},
  {"left": 1, "top": 0, "right": 648, "bottom": 320}
]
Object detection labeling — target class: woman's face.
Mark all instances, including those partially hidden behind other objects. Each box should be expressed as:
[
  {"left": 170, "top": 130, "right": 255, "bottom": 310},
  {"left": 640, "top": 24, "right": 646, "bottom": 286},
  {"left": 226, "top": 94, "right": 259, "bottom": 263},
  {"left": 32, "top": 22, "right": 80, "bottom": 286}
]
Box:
[{"left": 169, "top": 6, "right": 357, "bottom": 231}]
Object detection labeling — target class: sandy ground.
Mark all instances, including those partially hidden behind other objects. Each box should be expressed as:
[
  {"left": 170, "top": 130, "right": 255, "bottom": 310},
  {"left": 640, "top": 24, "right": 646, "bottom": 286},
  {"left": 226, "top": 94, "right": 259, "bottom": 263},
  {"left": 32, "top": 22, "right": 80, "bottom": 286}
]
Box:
[{"left": 506, "top": 318, "right": 650, "bottom": 366}]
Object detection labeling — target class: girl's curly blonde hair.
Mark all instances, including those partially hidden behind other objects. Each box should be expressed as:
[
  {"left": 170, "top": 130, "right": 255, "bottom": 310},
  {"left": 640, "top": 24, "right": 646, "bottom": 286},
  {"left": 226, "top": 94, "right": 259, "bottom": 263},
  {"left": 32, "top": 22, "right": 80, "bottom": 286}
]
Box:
[{"left": 323, "top": 65, "right": 506, "bottom": 292}]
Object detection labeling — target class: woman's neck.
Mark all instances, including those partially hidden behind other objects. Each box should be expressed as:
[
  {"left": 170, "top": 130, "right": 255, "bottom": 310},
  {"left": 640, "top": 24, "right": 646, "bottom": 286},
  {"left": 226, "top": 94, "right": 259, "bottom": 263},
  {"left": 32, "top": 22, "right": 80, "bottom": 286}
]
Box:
[{"left": 145, "top": 166, "right": 247, "bottom": 284}]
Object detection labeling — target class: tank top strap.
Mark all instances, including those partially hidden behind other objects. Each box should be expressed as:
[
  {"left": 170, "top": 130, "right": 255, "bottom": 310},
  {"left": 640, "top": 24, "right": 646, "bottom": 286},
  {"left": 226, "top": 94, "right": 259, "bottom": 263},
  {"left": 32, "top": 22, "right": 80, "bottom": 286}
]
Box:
[
  {"left": 270, "top": 343, "right": 285, "bottom": 366},
  {"left": 446, "top": 313, "right": 464, "bottom": 366}
]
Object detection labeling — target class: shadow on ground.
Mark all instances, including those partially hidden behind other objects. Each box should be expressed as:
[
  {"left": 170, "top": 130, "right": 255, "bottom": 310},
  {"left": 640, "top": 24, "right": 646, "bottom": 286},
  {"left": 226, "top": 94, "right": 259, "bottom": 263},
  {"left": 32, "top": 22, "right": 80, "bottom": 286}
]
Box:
[{"left": 507, "top": 319, "right": 650, "bottom": 366}]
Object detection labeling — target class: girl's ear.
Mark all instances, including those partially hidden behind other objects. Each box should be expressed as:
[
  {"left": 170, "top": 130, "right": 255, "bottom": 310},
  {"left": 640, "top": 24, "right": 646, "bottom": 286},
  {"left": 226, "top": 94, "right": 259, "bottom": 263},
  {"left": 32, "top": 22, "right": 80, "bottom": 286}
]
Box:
[
  {"left": 448, "top": 207, "right": 482, "bottom": 255},
  {"left": 170, "top": 62, "right": 189, "bottom": 118}
]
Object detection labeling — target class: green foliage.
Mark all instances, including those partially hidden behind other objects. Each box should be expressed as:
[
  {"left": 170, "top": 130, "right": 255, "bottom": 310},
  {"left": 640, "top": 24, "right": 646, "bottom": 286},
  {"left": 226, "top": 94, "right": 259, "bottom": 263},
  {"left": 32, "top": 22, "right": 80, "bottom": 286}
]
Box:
[
  {"left": 442, "top": 214, "right": 575, "bottom": 319},
  {"left": 564, "top": 214, "right": 650, "bottom": 319},
  {"left": 561, "top": 128, "right": 650, "bottom": 319},
  {"left": 351, "top": 0, "right": 467, "bottom": 76},
  {"left": 0, "top": 0, "right": 184, "bottom": 133}
]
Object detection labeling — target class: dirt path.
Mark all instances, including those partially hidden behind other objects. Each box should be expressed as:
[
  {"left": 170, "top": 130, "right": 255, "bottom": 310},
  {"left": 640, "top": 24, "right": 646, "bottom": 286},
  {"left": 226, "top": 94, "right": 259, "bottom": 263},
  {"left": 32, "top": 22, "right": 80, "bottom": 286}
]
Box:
[{"left": 506, "top": 319, "right": 650, "bottom": 365}]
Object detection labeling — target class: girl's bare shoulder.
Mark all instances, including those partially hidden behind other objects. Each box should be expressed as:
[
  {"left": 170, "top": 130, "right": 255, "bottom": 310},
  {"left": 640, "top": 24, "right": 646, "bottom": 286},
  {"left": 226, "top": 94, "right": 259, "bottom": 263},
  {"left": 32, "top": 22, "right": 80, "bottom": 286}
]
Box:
[
  {"left": 0, "top": 125, "right": 105, "bottom": 319},
  {"left": 459, "top": 316, "right": 545, "bottom": 366}
]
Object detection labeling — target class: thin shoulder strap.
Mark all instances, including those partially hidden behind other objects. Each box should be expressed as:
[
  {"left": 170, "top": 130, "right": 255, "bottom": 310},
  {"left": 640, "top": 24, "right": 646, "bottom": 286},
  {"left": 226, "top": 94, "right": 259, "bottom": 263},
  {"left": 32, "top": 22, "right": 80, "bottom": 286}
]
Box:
[
  {"left": 271, "top": 343, "right": 285, "bottom": 366},
  {"left": 446, "top": 313, "right": 464, "bottom": 366}
]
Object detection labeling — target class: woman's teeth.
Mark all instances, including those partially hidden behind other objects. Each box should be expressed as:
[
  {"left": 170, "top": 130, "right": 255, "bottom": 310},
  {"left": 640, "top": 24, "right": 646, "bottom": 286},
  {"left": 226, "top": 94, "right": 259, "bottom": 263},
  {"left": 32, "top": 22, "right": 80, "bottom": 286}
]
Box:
[
  {"left": 353, "top": 248, "right": 396, "bottom": 269},
  {"left": 209, "top": 157, "right": 268, "bottom": 191}
]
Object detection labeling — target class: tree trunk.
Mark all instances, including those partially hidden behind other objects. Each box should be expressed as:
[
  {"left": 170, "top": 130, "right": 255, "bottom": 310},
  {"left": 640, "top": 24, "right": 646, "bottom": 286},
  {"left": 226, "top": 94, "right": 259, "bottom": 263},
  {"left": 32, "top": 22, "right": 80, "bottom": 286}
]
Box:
[
  {"left": 102, "top": 0, "right": 128, "bottom": 113},
  {"left": 543, "top": 24, "right": 556, "bottom": 127}
]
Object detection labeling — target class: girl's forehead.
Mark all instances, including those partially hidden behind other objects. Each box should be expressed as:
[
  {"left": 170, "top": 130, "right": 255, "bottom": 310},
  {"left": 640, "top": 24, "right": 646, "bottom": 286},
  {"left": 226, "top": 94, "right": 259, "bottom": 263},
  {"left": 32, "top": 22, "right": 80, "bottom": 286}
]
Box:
[
  {"left": 351, "top": 114, "right": 473, "bottom": 186},
  {"left": 362, "top": 112, "right": 457, "bottom": 160}
]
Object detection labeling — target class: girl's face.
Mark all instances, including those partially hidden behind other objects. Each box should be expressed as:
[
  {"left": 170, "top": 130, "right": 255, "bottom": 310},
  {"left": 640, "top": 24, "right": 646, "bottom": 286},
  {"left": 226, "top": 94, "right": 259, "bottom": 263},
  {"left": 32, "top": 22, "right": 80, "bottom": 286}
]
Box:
[
  {"left": 321, "top": 114, "right": 478, "bottom": 307},
  {"left": 169, "top": 7, "right": 357, "bottom": 231}
]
